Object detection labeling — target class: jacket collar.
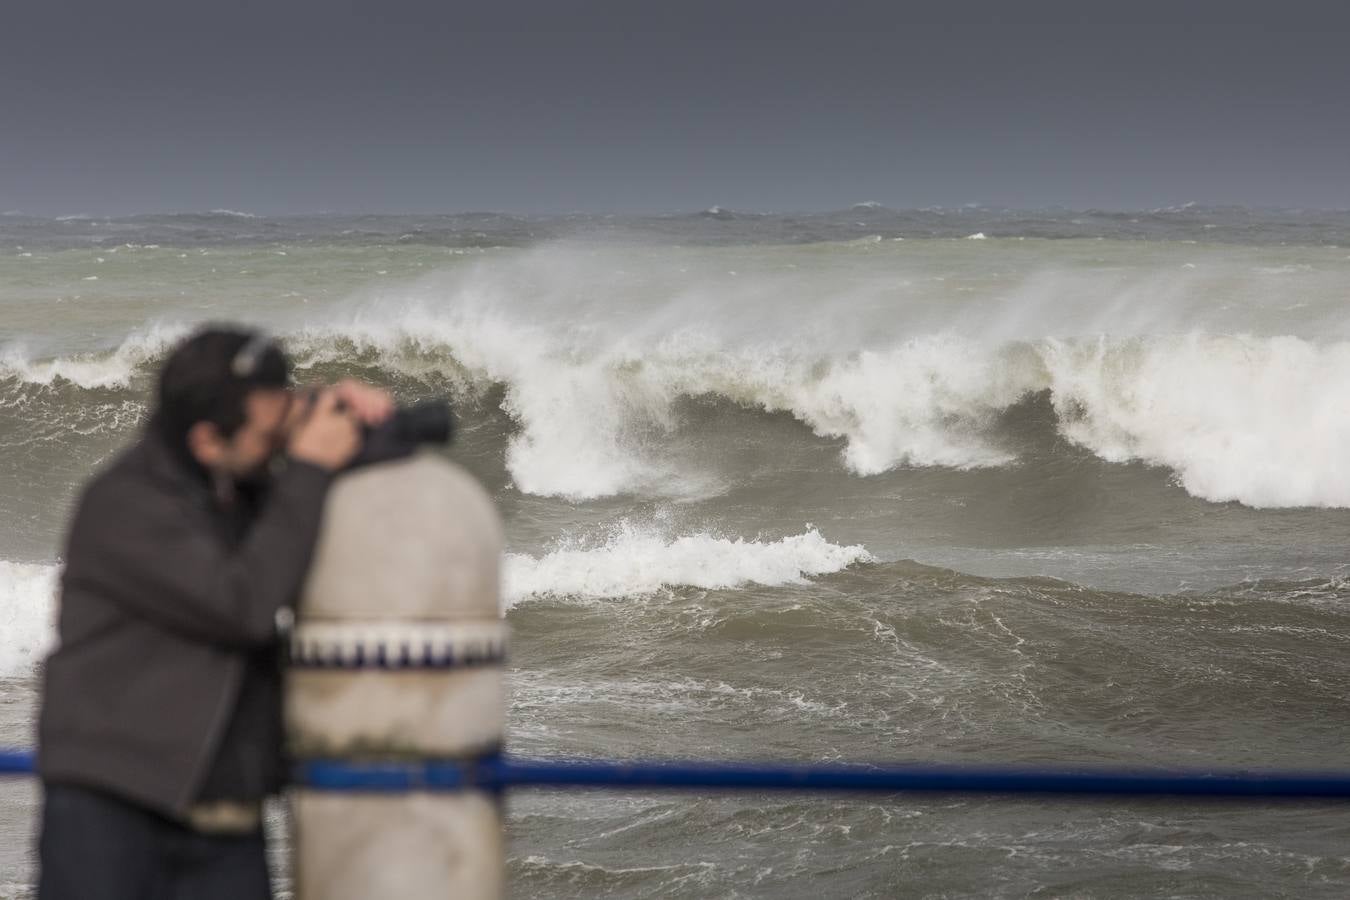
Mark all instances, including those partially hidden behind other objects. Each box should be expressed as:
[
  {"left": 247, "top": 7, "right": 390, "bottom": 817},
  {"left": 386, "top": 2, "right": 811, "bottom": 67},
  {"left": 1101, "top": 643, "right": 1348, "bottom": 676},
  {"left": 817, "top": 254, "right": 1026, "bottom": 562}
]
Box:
[{"left": 138, "top": 419, "right": 212, "bottom": 494}]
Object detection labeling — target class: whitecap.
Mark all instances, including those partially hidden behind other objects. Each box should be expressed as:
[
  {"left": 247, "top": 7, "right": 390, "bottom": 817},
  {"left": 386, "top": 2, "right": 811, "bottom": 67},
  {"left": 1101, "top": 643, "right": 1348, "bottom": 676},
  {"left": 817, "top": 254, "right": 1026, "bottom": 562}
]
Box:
[
  {"left": 0, "top": 323, "right": 187, "bottom": 389},
  {"left": 503, "top": 523, "right": 871, "bottom": 606}
]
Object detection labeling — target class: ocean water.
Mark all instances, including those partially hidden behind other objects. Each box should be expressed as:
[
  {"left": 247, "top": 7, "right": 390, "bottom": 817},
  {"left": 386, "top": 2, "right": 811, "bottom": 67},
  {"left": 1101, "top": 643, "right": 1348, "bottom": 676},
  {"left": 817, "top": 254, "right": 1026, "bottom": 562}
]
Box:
[{"left": 3, "top": 206, "right": 1350, "bottom": 896}]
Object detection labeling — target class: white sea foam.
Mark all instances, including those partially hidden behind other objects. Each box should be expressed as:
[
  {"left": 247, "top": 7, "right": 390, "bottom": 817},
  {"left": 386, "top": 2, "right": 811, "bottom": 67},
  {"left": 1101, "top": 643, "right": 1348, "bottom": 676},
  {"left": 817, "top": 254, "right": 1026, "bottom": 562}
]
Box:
[
  {"left": 208, "top": 209, "right": 259, "bottom": 218},
  {"left": 291, "top": 319, "right": 1025, "bottom": 497},
  {"left": 676, "top": 335, "right": 1027, "bottom": 474},
  {"left": 0, "top": 562, "right": 58, "bottom": 678},
  {"left": 503, "top": 524, "right": 872, "bottom": 606},
  {"left": 0, "top": 530, "right": 867, "bottom": 673},
  {"left": 292, "top": 304, "right": 678, "bottom": 499},
  {"left": 0, "top": 323, "right": 187, "bottom": 389},
  {"left": 1040, "top": 334, "right": 1350, "bottom": 507},
  {"left": 0, "top": 528, "right": 864, "bottom": 674}
]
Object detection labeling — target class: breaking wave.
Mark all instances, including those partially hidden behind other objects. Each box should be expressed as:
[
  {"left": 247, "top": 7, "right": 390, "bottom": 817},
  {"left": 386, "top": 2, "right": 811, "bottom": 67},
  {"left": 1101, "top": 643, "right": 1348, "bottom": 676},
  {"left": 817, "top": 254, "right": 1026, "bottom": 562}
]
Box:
[
  {"left": 0, "top": 529, "right": 868, "bottom": 673},
  {"left": 4, "top": 243, "right": 1350, "bottom": 508},
  {"left": 503, "top": 524, "right": 872, "bottom": 607},
  {"left": 0, "top": 323, "right": 186, "bottom": 390},
  {"left": 6, "top": 324, "right": 1350, "bottom": 508},
  {"left": 0, "top": 562, "right": 57, "bottom": 679}
]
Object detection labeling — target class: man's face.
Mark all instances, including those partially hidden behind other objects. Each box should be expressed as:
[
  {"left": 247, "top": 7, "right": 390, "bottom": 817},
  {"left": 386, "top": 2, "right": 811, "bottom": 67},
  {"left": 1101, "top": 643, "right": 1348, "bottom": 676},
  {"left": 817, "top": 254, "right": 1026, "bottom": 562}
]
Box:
[{"left": 191, "top": 388, "right": 293, "bottom": 479}]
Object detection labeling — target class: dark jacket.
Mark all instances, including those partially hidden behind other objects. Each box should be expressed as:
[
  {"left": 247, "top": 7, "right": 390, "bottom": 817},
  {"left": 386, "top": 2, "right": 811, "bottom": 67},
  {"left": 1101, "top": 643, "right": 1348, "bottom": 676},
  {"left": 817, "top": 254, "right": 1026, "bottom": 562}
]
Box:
[{"left": 38, "top": 431, "right": 333, "bottom": 820}]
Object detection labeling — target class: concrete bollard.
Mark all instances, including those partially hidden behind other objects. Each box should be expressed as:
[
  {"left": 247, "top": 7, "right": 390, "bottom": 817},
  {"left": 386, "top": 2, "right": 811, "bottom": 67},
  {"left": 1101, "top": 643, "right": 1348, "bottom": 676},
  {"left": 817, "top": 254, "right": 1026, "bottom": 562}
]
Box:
[{"left": 286, "top": 453, "right": 506, "bottom": 900}]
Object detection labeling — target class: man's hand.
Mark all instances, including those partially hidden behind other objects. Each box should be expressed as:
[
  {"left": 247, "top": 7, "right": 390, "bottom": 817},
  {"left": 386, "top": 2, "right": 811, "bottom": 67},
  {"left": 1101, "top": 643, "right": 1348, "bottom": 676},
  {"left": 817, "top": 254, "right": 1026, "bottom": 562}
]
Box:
[
  {"left": 288, "top": 389, "right": 361, "bottom": 471},
  {"left": 333, "top": 379, "right": 394, "bottom": 427}
]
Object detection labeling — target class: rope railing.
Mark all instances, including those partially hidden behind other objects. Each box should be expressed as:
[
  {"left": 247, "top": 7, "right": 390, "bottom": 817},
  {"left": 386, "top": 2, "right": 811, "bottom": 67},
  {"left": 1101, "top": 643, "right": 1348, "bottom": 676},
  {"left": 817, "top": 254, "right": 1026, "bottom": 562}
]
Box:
[
  {"left": 0, "top": 751, "right": 32, "bottom": 776},
  {"left": 7, "top": 749, "right": 1350, "bottom": 798}
]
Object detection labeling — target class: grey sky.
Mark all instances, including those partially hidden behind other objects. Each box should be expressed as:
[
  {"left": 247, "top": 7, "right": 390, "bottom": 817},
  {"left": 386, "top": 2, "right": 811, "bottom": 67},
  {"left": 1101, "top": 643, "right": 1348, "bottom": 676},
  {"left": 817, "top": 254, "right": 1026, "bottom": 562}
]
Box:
[{"left": 2, "top": 1, "right": 1348, "bottom": 214}]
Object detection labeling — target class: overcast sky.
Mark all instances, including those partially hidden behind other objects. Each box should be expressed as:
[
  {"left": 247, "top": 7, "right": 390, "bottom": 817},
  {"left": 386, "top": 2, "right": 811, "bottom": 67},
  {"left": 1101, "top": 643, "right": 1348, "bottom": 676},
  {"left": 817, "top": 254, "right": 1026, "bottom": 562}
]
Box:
[{"left": 2, "top": 0, "right": 1347, "bottom": 215}]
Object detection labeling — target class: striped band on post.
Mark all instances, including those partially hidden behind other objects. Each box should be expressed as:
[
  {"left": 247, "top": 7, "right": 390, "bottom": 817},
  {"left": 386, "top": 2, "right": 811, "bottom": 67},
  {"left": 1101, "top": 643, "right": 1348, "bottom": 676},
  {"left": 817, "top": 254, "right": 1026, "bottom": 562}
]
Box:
[{"left": 290, "top": 620, "right": 508, "bottom": 670}]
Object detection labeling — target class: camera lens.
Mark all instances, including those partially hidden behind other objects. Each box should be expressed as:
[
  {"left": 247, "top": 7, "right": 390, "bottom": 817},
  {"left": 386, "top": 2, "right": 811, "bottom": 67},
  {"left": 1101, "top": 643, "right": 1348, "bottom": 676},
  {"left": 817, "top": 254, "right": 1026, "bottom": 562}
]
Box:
[{"left": 393, "top": 401, "right": 453, "bottom": 446}]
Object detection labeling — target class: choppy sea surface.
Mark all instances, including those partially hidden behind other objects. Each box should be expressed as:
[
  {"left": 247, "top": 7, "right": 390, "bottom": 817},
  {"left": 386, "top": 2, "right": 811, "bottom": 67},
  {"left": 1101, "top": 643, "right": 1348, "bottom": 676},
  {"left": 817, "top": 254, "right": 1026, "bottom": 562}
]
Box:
[{"left": 3, "top": 205, "right": 1350, "bottom": 897}]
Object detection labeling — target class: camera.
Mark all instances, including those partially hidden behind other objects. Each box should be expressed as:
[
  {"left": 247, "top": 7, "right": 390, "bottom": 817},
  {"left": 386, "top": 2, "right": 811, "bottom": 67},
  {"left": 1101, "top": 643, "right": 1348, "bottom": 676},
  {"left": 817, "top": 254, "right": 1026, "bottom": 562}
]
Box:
[{"left": 342, "top": 399, "right": 455, "bottom": 469}]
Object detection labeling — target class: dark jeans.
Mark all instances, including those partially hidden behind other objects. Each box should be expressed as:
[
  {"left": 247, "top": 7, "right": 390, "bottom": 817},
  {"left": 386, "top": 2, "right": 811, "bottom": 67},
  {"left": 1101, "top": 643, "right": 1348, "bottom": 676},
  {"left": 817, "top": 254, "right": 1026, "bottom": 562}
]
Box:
[{"left": 38, "top": 782, "right": 272, "bottom": 900}]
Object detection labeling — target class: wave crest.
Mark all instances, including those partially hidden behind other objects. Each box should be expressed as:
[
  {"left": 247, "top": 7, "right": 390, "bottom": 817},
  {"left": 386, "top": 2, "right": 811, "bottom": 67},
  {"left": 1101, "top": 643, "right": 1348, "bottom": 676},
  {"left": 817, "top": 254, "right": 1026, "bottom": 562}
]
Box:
[
  {"left": 291, "top": 314, "right": 1350, "bottom": 508},
  {"left": 9, "top": 325, "right": 1350, "bottom": 508},
  {"left": 0, "top": 324, "right": 186, "bottom": 390},
  {"left": 1042, "top": 334, "right": 1350, "bottom": 507},
  {"left": 503, "top": 524, "right": 873, "bottom": 606},
  {"left": 0, "top": 533, "right": 866, "bottom": 674}
]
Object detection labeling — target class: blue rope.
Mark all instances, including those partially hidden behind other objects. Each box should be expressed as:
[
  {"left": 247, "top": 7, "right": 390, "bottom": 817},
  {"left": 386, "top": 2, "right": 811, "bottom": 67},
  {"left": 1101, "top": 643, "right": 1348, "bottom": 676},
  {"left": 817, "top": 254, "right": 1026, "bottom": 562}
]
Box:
[
  {"left": 0, "top": 751, "right": 32, "bottom": 775},
  {"left": 10, "top": 750, "right": 1350, "bottom": 797},
  {"left": 487, "top": 758, "right": 1350, "bottom": 798}
]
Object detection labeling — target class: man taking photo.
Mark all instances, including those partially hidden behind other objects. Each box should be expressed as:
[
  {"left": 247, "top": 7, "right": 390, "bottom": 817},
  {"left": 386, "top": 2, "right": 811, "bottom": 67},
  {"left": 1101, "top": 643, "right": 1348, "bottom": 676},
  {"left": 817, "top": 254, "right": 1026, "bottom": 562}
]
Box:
[{"left": 37, "top": 326, "right": 392, "bottom": 899}]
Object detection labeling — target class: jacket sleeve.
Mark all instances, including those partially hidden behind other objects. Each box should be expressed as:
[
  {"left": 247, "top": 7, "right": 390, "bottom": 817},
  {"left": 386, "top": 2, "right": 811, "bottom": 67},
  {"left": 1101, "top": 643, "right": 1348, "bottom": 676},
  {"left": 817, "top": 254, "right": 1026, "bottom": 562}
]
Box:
[{"left": 62, "top": 461, "right": 334, "bottom": 648}]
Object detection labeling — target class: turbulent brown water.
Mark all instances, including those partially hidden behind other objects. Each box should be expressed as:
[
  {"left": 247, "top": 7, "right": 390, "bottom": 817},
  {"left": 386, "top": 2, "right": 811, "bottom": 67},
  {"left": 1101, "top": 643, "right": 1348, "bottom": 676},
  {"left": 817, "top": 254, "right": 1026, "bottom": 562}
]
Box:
[{"left": 3, "top": 206, "right": 1350, "bottom": 896}]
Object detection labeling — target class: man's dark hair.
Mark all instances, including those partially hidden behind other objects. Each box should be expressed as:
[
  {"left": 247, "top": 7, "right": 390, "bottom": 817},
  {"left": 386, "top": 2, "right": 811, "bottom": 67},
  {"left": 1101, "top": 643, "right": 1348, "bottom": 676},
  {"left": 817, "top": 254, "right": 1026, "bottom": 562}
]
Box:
[{"left": 155, "top": 326, "right": 291, "bottom": 449}]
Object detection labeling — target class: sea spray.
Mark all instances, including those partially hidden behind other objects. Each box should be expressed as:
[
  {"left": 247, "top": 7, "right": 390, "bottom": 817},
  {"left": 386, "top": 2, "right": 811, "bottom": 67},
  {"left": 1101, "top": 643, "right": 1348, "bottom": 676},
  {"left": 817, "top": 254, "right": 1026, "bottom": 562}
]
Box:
[{"left": 5, "top": 239, "right": 1350, "bottom": 508}]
